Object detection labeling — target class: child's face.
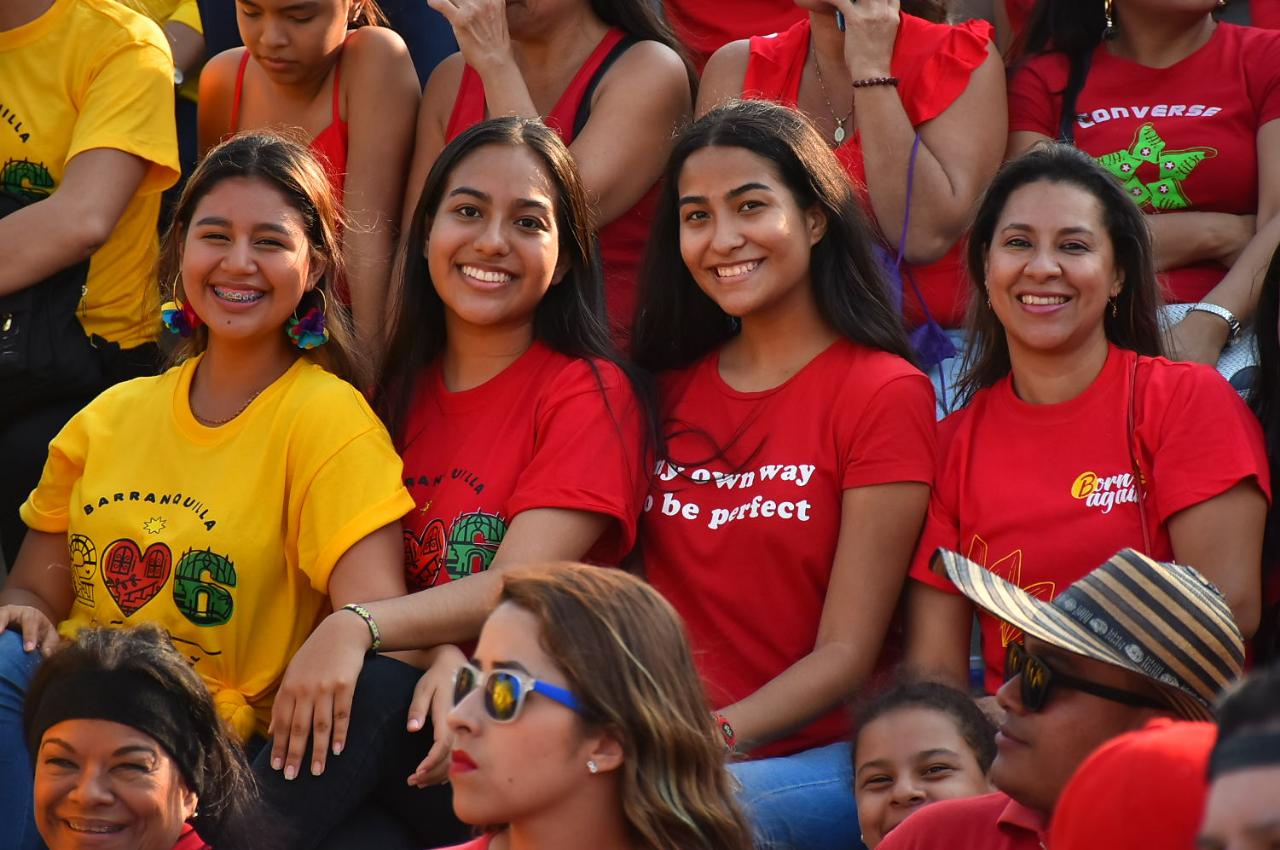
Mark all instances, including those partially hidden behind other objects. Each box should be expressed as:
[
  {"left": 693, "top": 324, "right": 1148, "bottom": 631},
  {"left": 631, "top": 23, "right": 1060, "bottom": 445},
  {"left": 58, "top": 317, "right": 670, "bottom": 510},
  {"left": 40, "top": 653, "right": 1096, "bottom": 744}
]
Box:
[{"left": 854, "top": 707, "right": 992, "bottom": 847}]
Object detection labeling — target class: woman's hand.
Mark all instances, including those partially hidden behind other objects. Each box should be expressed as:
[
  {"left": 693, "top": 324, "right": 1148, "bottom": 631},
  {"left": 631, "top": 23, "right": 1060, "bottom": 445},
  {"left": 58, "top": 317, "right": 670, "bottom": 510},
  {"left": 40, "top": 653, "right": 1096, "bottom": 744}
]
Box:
[
  {"left": 819, "top": 0, "right": 900, "bottom": 80},
  {"left": 0, "top": 605, "right": 61, "bottom": 656},
  {"left": 268, "top": 610, "right": 372, "bottom": 780},
  {"left": 406, "top": 644, "right": 468, "bottom": 788},
  {"left": 426, "top": 0, "right": 514, "bottom": 77}
]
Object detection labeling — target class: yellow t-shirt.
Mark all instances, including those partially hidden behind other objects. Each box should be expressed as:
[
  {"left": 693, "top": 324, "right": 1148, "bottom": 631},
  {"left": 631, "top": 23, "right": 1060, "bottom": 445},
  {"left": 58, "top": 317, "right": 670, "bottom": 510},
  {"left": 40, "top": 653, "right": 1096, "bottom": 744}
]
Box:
[
  {"left": 116, "top": 0, "right": 203, "bottom": 102},
  {"left": 0, "top": 0, "right": 180, "bottom": 348},
  {"left": 21, "top": 356, "right": 415, "bottom": 740}
]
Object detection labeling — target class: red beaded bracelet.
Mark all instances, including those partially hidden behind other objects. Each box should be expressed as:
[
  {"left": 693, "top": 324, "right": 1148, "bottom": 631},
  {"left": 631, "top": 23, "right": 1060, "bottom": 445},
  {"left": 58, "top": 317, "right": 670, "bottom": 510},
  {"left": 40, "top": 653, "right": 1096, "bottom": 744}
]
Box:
[
  {"left": 713, "top": 712, "right": 737, "bottom": 752},
  {"left": 852, "top": 76, "right": 900, "bottom": 89}
]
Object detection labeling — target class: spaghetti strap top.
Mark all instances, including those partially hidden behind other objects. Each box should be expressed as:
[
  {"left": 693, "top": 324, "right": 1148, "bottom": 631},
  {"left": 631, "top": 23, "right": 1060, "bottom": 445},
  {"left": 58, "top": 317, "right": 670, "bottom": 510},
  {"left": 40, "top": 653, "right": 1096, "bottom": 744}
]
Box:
[
  {"left": 229, "top": 46, "right": 349, "bottom": 202},
  {"left": 444, "top": 29, "right": 656, "bottom": 348}
]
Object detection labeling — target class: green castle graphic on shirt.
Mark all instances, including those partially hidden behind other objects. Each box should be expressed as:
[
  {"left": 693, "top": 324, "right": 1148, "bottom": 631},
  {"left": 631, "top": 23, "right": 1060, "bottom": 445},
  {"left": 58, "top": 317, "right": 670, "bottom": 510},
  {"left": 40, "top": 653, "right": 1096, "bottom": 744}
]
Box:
[
  {"left": 446, "top": 510, "right": 506, "bottom": 580},
  {"left": 1097, "top": 123, "right": 1216, "bottom": 211},
  {"left": 1, "top": 158, "right": 54, "bottom": 201}
]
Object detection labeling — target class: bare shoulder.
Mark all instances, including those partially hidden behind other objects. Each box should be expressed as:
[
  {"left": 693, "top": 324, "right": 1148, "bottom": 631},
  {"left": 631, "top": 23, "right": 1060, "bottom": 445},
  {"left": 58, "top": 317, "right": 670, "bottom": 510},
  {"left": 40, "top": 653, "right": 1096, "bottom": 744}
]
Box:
[
  {"left": 343, "top": 25, "right": 413, "bottom": 68},
  {"left": 421, "top": 52, "right": 467, "bottom": 116},
  {"left": 697, "top": 39, "right": 751, "bottom": 115}
]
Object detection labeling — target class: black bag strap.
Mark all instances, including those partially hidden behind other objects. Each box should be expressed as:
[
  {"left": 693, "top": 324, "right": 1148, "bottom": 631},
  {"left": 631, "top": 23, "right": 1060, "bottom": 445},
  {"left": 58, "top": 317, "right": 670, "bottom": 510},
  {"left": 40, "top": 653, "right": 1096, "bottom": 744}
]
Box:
[{"left": 572, "top": 34, "right": 642, "bottom": 138}]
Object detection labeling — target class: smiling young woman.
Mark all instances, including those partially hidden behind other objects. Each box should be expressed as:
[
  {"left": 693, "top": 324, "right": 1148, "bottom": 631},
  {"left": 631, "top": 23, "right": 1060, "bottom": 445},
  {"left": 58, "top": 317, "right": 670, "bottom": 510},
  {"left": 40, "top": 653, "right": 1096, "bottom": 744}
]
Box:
[
  {"left": 249, "top": 118, "right": 649, "bottom": 848},
  {"left": 632, "top": 100, "right": 935, "bottom": 850},
  {"left": 199, "top": 0, "right": 420, "bottom": 359},
  {"left": 0, "top": 133, "right": 413, "bottom": 850},
  {"left": 906, "top": 143, "right": 1270, "bottom": 695}
]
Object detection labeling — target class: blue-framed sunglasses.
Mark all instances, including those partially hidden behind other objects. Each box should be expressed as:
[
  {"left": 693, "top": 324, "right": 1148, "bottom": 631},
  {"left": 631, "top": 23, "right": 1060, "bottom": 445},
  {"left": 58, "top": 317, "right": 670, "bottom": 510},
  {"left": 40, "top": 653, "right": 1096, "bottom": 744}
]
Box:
[{"left": 452, "top": 663, "right": 584, "bottom": 723}]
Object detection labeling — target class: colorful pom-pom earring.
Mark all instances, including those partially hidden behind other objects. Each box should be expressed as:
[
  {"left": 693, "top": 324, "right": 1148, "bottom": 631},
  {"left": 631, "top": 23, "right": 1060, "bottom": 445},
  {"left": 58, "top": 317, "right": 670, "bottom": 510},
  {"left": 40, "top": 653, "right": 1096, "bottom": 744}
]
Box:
[
  {"left": 287, "top": 287, "right": 330, "bottom": 350},
  {"left": 160, "top": 274, "right": 203, "bottom": 337}
]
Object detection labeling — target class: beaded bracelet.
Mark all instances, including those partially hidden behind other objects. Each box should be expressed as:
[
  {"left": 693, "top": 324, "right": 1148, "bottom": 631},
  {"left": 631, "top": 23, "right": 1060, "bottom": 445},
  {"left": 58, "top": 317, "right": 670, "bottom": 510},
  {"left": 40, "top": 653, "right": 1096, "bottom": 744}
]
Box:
[
  {"left": 341, "top": 603, "right": 382, "bottom": 652},
  {"left": 852, "top": 76, "right": 900, "bottom": 89},
  {"left": 713, "top": 712, "right": 737, "bottom": 753}
]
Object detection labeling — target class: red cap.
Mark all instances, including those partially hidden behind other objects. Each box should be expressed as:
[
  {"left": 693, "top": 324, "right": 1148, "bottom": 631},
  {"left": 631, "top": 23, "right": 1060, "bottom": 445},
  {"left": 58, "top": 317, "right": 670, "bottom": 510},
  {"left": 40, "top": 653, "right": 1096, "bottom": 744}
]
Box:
[{"left": 1049, "top": 719, "right": 1215, "bottom": 850}]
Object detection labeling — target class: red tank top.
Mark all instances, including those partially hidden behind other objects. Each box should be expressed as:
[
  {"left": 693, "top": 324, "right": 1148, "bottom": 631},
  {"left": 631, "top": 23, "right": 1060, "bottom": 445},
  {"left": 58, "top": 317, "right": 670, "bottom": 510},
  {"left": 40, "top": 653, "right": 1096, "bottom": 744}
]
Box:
[
  {"left": 445, "top": 29, "right": 657, "bottom": 347},
  {"left": 743, "top": 16, "right": 992, "bottom": 329},
  {"left": 230, "top": 47, "right": 349, "bottom": 204}
]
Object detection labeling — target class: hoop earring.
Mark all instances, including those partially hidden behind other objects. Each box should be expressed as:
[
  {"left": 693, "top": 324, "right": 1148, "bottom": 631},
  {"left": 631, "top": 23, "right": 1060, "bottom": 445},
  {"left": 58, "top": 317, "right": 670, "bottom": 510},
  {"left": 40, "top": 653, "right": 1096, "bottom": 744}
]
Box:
[
  {"left": 287, "top": 287, "right": 330, "bottom": 350},
  {"left": 161, "top": 274, "right": 203, "bottom": 338},
  {"left": 1103, "top": 0, "right": 1118, "bottom": 40}
]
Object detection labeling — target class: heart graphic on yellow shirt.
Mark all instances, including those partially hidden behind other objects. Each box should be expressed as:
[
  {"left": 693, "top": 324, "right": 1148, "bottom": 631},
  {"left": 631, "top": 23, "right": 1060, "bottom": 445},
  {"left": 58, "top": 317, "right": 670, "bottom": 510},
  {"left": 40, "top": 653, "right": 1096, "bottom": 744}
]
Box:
[{"left": 102, "top": 538, "right": 173, "bottom": 617}]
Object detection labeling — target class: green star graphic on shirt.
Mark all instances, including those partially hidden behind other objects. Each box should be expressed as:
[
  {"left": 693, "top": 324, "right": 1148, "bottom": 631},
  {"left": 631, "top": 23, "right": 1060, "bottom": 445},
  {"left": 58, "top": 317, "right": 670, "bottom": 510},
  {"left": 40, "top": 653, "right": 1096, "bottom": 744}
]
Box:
[{"left": 1096, "top": 122, "right": 1217, "bottom": 211}]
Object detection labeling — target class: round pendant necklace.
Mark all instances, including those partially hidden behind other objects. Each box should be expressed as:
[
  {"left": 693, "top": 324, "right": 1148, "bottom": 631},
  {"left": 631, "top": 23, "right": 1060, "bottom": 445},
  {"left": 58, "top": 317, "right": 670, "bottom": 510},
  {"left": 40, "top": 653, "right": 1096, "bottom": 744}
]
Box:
[{"left": 811, "top": 45, "right": 853, "bottom": 145}]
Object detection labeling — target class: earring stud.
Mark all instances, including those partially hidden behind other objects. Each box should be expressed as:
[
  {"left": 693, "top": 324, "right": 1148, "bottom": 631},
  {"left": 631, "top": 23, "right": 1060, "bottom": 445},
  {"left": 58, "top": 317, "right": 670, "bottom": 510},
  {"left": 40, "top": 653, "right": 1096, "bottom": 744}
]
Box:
[{"left": 587, "top": 760, "right": 599, "bottom": 774}]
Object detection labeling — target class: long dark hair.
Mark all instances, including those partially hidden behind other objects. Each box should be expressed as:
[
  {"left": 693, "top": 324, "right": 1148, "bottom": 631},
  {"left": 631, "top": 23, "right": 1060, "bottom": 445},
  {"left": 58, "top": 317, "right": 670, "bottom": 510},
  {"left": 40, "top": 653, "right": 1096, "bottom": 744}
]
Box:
[
  {"left": 24, "top": 626, "right": 271, "bottom": 850},
  {"left": 1016, "top": 2, "right": 1106, "bottom": 117},
  {"left": 587, "top": 0, "right": 697, "bottom": 94},
  {"left": 631, "top": 99, "right": 915, "bottom": 374},
  {"left": 158, "top": 132, "right": 367, "bottom": 387},
  {"left": 956, "top": 142, "right": 1165, "bottom": 404},
  {"left": 377, "top": 117, "right": 653, "bottom": 445},
  {"left": 1248, "top": 246, "right": 1280, "bottom": 661},
  {"left": 500, "top": 564, "right": 753, "bottom": 850}
]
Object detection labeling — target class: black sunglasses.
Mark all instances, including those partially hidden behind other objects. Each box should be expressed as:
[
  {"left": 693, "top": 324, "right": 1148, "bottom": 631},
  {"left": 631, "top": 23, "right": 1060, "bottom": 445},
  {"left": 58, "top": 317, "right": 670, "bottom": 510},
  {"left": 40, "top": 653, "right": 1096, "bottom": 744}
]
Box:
[{"left": 1004, "top": 642, "right": 1166, "bottom": 712}]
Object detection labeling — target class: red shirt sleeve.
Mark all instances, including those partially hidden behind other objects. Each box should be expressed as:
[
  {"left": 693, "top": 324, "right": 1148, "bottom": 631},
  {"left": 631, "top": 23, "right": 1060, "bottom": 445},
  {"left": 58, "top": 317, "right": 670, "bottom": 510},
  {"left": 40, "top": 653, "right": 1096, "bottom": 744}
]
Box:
[
  {"left": 908, "top": 410, "right": 964, "bottom": 594},
  {"left": 893, "top": 16, "right": 994, "bottom": 127},
  {"left": 1007, "top": 52, "right": 1064, "bottom": 137},
  {"left": 507, "top": 359, "right": 647, "bottom": 561},
  {"left": 1242, "top": 27, "right": 1280, "bottom": 125},
  {"left": 839, "top": 372, "right": 936, "bottom": 490},
  {"left": 1144, "top": 364, "right": 1271, "bottom": 523}
]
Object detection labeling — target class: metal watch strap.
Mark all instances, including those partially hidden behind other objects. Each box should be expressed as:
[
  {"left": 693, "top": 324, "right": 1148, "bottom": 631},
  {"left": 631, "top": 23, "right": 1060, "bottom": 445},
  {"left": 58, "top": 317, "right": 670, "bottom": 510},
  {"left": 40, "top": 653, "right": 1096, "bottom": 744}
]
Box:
[{"left": 1187, "top": 302, "right": 1241, "bottom": 341}]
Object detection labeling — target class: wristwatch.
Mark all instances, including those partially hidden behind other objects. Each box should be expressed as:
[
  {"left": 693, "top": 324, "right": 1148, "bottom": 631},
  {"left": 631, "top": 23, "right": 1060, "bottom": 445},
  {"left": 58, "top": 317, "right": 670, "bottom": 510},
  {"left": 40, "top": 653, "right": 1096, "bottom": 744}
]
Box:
[{"left": 1187, "top": 302, "right": 1241, "bottom": 342}]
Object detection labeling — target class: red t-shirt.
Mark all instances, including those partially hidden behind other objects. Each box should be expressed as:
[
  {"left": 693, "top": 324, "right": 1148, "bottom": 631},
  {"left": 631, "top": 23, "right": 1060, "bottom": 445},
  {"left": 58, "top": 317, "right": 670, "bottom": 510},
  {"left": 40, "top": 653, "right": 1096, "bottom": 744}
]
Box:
[
  {"left": 642, "top": 339, "right": 936, "bottom": 758},
  {"left": 1255, "top": 1, "right": 1280, "bottom": 29},
  {"left": 444, "top": 29, "right": 658, "bottom": 346},
  {"left": 910, "top": 346, "right": 1269, "bottom": 693},
  {"left": 399, "top": 342, "right": 646, "bottom": 591},
  {"left": 663, "top": 0, "right": 805, "bottom": 68},
  {"left": 1009, "top": 23, "right": 1280, "bottom": 303},
  {"left": 742, "top": 15, "right": 993, "bottom": 329},
  {"left": 876, "top": 792, "right": 1046, "bottom": 850},
  {"left": 173, "top": 825, "right": 211, "bottom": 850}
]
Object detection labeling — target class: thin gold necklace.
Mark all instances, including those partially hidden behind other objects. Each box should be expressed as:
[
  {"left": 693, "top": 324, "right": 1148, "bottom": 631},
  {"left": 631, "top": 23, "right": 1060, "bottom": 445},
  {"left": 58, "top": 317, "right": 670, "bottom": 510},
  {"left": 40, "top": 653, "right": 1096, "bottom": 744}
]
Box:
[
  {"left": 192, "top": 387, "right": 265, "bottom": 427},
  {"left": 810, "top": 44, "right": 853, "bottom": 145}
]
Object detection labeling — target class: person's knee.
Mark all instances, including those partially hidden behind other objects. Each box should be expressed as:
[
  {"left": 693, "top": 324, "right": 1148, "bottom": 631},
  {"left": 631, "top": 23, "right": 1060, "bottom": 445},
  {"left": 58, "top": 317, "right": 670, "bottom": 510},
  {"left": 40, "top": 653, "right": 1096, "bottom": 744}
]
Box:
[{"left": 0, "top": 630, "right": 42, "bottom": 690}]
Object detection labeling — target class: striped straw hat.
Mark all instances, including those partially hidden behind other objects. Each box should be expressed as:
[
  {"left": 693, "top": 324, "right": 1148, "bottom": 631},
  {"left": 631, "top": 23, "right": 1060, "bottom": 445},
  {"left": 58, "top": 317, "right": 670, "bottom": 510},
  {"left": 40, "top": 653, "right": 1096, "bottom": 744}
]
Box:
[{"left": 933, "top": 548, "right": 1244, "bottom": 721}]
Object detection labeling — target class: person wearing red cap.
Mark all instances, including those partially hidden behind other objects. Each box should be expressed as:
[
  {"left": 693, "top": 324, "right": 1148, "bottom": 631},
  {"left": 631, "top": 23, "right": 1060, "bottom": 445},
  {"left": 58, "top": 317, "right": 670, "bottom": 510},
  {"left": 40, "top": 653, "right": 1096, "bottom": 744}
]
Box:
[
  {"left": 879, "top": 548, "right": 1245, "bottom": 850},
  {"left": 1049, "top": 720, "right": 1216, "bottom": 849}
]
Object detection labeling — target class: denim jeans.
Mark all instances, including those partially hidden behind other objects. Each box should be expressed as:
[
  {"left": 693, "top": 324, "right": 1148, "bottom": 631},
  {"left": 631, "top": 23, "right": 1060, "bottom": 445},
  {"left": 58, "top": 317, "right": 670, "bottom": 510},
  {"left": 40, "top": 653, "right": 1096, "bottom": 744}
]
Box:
[
  {"left": 0, "top": 629, "right": 46, "bottom": 850},
  {"left": 730, "top": 741, "right": 865, "bottom": 850},
  {"left": 252, "top": 654, "right": 466, "bottom": 850}
]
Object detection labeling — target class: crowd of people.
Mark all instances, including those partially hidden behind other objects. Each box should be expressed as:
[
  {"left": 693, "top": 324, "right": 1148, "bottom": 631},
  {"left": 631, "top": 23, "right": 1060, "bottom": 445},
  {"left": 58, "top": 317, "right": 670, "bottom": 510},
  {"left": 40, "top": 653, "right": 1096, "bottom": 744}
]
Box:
[{"left": 2, "top": 0, "right": 1279, "bottom": 849}]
